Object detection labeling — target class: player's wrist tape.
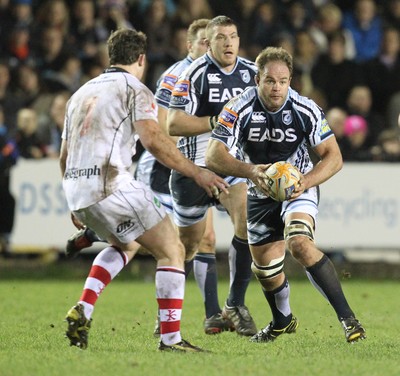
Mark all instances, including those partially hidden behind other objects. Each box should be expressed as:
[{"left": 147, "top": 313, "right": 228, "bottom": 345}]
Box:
[{"left": 209, "top": 115, "right": 218, "bottom": 130}]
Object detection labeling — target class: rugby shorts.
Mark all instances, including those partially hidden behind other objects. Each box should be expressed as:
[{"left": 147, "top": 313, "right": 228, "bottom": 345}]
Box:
[
  {"left": 72, "top": 179, "right": 166, "bottom": 244},
  {"left": 247, "top": 186, "right": 319, "bottom": 246},
  {"left": 170, "top": 169, "right": 245, "bottom": 227}
]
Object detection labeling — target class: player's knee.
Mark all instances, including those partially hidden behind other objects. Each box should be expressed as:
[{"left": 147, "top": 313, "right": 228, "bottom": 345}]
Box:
[
  {"left": 251, "top": 255, "right": 285, "bottom": 283},
  {"left": 284, "top": 218, "right": 315, "bottom": 259},
  {"left": 199, "top": 229, "right": 216, "bottom": 252}
]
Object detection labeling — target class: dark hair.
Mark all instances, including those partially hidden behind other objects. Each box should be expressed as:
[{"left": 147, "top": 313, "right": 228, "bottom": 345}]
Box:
[
  {"left": 256, "top": 47, "right": 293, "bottom": 78},
  {"left": 107, "top": 28, "right": 147, "bottom": 65},
  {"left": 206, "top": 15, "right": 236, "bottom": 40}
]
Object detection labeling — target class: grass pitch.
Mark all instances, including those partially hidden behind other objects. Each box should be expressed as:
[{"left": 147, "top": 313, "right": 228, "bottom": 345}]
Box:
[{"left": 0, "top": 274, "right": 398, "bottom": 376}]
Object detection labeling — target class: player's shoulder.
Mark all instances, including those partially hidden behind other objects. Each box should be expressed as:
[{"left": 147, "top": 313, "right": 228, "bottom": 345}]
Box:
[
  {"left": 237, "top": 56, "right": 258, "bottom": 73},
  {"left": 288, "top": 87, "right": 322, "bottom": 116}
]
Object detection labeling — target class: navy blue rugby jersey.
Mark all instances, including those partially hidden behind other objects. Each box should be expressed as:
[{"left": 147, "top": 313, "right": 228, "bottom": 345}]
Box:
[
  {"left": 210, "top": 86, "right": 334, "bottom": 196},
  {"left": 169, "top": 53, "right": 257, "bottom": 166},
  {"left": 155, "top": 56, "right": 194, "bottom": 109}
]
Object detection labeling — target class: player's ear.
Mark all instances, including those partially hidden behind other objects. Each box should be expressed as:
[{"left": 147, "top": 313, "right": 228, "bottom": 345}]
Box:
[
  {"left": 255, "top": 73, "right": 260, "bottom": 85},
  {"left": 138, "top": 54, "right": 146, "bottom": 67}
]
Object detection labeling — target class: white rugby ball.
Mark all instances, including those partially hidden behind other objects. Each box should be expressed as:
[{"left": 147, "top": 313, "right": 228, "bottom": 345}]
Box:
[{"left": 263, "top": 161, "right": 300, "bottom": 202}]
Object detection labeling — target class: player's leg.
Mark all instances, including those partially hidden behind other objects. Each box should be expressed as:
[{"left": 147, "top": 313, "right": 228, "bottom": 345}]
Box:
[
  {"left": 219, "top": 181, "right": 256, "bottom": 336},
  {"left": 192, "top": 208, "right": 234, "bottom": 334},
  {"left": 246, "top": 195, "right": 297, "bottom": 343},
  {"left": 136, "top": 215, "right": 204, "bottom": 352},
  {"left": 249, "top": 241, "right": 298, "bottom": 342},
  {"left": 285, "top": 211, "right": 366, "bottom": 342}
]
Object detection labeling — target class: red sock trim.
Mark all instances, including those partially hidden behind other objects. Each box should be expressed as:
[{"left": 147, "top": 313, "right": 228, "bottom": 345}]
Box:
[
  {"left": 88, "top": 265, "right": 111, "bottom": 285},
  {"left": 80, "top": 289, "right": 99, "bottom": 305},
  {"left": 160, "top": 321, "right": 180, "bottom": 334},
  {"left": 157, "top": 298, "right": 183, "bottom": 310}
]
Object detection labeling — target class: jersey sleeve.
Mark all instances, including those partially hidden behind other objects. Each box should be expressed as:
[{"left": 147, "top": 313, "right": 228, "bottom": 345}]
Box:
[
  {"left": 169, "top": 67, "right": 200, "bottom": 115},
  {"left": 154, "top": 73, "right": 178, "bottom": 109},
  {"left": 211, "top": 103, "right": 240, "bottom": 151},
  {"left": 132, "top": 85, "right": 158, "bottom": 122}
]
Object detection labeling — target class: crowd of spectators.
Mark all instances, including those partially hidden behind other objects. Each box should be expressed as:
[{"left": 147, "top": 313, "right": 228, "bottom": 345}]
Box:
[{"left": 1, "top": 0, "right": 400, "bottom": 254}]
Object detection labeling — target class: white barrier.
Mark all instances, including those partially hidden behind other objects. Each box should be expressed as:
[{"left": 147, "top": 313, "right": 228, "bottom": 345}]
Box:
[{"left": 9, "top": 159, "right": 400, "bottom": 251}]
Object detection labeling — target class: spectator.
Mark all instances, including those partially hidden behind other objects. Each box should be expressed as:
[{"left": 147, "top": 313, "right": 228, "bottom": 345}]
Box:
[
  {"left": 382, "top": 0, "right": 400, "bottom": 30},
  {"left": 311, "top": 30, "right": 364, "bottom": 109},
  {"left": 0, "top": 105, "right": 18, "bottom": 257},
  {"left": 346, "top": 85, "right": 387, "bottom": 148},
  {"left": 172, "top": 0, "right": 214, "bottom": 28},
  {"left": 343, "top": 114, "right": 371, "bottom": 160},
  {"left": 247, "top": 0, "right": 285, "bottom": 61},
  {"left": 281, "top": 0, "right": 315, "bottom": 38},
  {"left": 326, "top": 107, "right": 353, "bottom": 160},
  {"left": 32, "top": 26, "right": 75, "bottom": 87},
  {"left": 292, "top": 29, "right": 320, "bottom": 97},
  {"left": 98, "top": 0, "right": 134, "bottom": 34},
  {"left": 370, "top": 128, "right": 400, "bottom": 161},
  {"left": 342, "top": 0, "right": 383, "bottom": 63},
  {"left": 386, "top": 91, "right": 400, "bottom": 129},
  {"left": 0, "top": 61, "right": 24, "bottom": 137},
  {"left": 37, "top": 91, "right": 70, "bottom": 158},
  {"left": 15, "top": 107, "right": 46, "bottom": 159},
  {"left": 12, "top": 63, "right": 54, "bottom": 116},
  {"left": 140, "top": 0, "right": 173, "bottom": 91},
  {"left": 5, "top": 23, "right": 33, "bottom": 68},
  {"left": 310, "top": 2, "right": 356, "bottom": 60},
  {"left": 362, "top": 27, "right": 400, "bottom": 119},
  {"left": 69, "top": 0, "right": 109, "bottom": 61}
]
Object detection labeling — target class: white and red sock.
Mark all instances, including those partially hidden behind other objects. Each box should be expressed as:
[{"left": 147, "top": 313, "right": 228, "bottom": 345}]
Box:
[
  {"left": 156, "top": 267, "right": 185, "bottom": 345},
  {"left": 79, "top": 246, "right": 127, "bottom": 319}
]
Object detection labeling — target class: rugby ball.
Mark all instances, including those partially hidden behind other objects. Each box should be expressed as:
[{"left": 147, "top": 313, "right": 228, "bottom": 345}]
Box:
[{"left": 263, "top": 161, "right": 300, "bottom": 202}]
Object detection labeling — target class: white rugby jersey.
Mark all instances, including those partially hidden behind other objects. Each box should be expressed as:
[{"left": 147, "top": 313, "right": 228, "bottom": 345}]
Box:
[
  {"left": 137, "top": 56, "right": 195, "bottom": 182},
  {"left": 169, "top": 53, "right": 257, "bottom": 166},
  {"left": 62, "top": 67, "right": 158, "bottom": 210},
  {"left": 211, "top": 86, "right": 335, "bottom": 197}
]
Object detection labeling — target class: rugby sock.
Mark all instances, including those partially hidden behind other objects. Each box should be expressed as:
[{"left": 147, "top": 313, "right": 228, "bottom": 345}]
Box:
[
  {"left": 306, "top": 254, "right": 354, "bottom": 319},
  {"left": 263, "top": 277, "right": 292, "bottom": 328},
  {"left": 78, "top": 246, "right": 128, "bottom": 319},
  {"left": 193, "top": 253, "right": 221, "bottom": 318},
  {"left": 156, "top": 267, "right": 185, "bottom": 345},
  {"left": 226, "top": 236, "right": 252, "bottom": 307}
]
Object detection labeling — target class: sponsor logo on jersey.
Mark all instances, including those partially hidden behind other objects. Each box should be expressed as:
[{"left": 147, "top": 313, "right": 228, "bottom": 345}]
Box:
[
  {"left": 282, "top": 110, "right": 292, "bottom": 125},
  {"left": 240, "top": 70, "right": 251, "bottom": 83},
  {"left": 209, "top": 87, "right": 244, "bottom": 103},
  {"left": 161, "top": 74, "right": 178, "bottom": 90},
  {"left": 219, "top": 107, "right": 238, "bottom": 128},
  {"left": 248, "top": 127, "right": 297, "bottom": 142},
  {"left": 320, "top": 117, "right": 332, "bottom": 136},
  {"left": 116, "top": 219, "right": 135, "bottom": 234},
  {"left": 172, "top": 80, "right": 190, "bottom": 96},
  {"left": 207, "top": 73, "right": 222, "bottom": 83},
  {"left": 251, "top": 112, "right": 266, "bottom": 123},
  {"left": 64, "top": 165, "right": 101, "bottom": 180}
]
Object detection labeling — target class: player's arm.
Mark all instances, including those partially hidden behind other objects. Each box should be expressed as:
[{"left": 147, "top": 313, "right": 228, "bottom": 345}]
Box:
[
  {"left": 167, "top": 108, "right": 213, "bottom": 137},
  {"left": 302, "top": 136, "right": 343, "bottom": 190},
  {"left": 59, "top": 139, "right": 68, "bottom": 177},
  {"left": 206, "top": 138, "right": 270, "bottom": 193},
  {"left": 158, "top": 106, "right": 178, "bottom": 143},
  {"left": 136, "top": 118, "right": 229, "bottom": 197}
]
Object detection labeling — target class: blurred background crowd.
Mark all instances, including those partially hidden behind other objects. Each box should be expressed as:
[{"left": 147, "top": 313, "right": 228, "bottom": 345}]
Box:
[{"left": 1, "top": 0, "right": 400, "bottom": 254}]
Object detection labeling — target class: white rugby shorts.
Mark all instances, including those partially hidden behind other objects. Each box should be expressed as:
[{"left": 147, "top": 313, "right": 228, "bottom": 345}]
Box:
[{"left": 73, "top": 180, "right": 166, "bottom": 244}]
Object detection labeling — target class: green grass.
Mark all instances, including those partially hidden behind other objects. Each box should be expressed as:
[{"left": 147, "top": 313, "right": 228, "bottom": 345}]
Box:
[{"left": 0, "top": 277, "right": 398, "bottom": 376}]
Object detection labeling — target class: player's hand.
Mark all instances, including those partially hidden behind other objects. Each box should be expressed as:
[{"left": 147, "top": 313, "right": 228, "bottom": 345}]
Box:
[
  {"left": 71, "top": 213, "right": 85, "bottom": 230},
  {"left": 288, "top": 171, "right": 307, "bottom": 200},
  {"left": 249, "top": 164, "right": 272, "bottom": 196},
  {"left": 193, "top": 167, "right": 230, "bottom": 199}
]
